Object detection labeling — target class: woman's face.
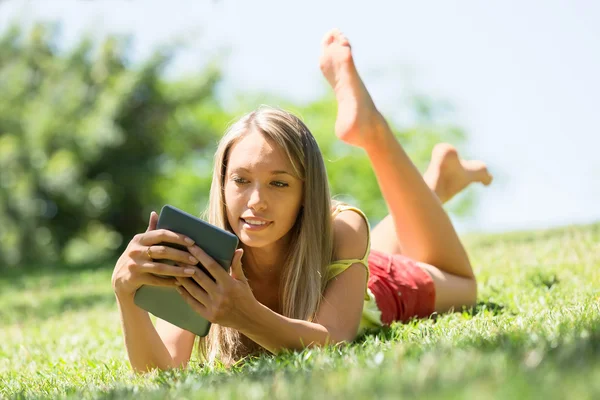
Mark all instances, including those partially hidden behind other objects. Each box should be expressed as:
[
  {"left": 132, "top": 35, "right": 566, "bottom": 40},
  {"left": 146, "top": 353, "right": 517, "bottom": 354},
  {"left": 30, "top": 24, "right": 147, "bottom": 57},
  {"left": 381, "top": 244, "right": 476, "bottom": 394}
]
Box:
[{"left": 224, "top": 130, "right": 304, "bottom": 249}]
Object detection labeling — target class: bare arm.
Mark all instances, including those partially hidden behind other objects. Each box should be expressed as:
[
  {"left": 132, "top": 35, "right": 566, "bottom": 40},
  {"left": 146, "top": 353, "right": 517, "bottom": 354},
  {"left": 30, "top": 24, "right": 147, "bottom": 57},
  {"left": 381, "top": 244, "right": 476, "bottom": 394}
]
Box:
[
  {"left": 235, "top": 210, "right": 369, "bottom": 352},
  {"left": 115, "top": 293, "right": 180, "bottom": 372},
  {"left": 112, "top": 211, "right": 198, "bottom": 373},
  {"left": 239, "top": 262, "right": 366, "bottom": 352},
  {"left": 155, "top": 318, "right": 196, "bottom": 367}
]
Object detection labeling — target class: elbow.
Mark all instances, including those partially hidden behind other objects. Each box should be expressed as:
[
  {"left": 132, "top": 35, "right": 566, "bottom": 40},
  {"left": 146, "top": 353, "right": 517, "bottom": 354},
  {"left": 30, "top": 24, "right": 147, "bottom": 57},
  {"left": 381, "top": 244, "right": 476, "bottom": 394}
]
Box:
[
  {"left": 131, "top": 362, "right": 158, "bottom": 375},
  {"left": 130, "top": 359, "right": 180, "bottom": 375},
  {"left": 330, "top": 331, "right": 357, "bottom": 345},
  {"left": 131, "top": 364, "right": 155, "bottom": 375},
  {"left": 320, "top": 325, "right": 358, "bottom": 346},
  {"left": 171, "top": 355, "right": 190, "bottom": 369},
  {"left": 131, "top": 364, "right": 163, "bottom": 375},
  {"left": 466, "top": 276, "right": 478, "bottom": 308}
]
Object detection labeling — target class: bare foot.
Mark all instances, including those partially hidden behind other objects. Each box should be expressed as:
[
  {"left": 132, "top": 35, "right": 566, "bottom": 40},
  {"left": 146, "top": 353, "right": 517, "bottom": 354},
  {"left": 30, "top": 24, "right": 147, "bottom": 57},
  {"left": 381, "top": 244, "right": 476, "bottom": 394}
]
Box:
[
  {"left": 319, "top": 29, "right": 384, "bottom": 148},
  {"left": 424, "top": 143, "right": 493, "bottom": 203}
]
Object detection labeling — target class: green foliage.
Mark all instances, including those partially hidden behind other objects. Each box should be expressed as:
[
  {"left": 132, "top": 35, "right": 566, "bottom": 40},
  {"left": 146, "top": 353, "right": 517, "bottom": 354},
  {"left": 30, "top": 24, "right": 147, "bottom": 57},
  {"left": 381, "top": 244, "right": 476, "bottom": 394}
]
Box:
[
  {"left": 1, "top": 222, "right": 599, "bottom": 398},
  {"left": 0, "top": 23, "right": 222, "bottom": 267},
  {"left": 0, "top": 23, "right": 479, "bottom": 268}
]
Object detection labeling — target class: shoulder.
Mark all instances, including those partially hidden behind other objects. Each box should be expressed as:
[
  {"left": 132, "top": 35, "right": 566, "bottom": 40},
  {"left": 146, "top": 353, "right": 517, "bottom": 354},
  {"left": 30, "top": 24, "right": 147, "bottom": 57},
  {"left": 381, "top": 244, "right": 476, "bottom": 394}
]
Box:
[{"left": 332, "top": 206, "right": 370, "bottom": 261}]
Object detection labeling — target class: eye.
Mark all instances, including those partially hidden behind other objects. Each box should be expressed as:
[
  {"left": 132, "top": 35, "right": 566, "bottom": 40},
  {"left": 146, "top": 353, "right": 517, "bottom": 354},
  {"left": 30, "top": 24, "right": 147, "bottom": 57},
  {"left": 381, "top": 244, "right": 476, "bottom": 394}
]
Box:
[
  {"left": 271, "top": 181, "right": 289, "bottom": 188},
  {"left": 232, "top": 176, "right": 249, "bottom": 185}
]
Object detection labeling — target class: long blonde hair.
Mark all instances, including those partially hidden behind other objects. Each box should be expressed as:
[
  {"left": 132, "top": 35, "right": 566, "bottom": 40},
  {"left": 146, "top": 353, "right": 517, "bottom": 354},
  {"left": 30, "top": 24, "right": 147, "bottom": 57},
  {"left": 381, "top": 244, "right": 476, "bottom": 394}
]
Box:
[{"left": 199, "top": 106, "right": 334, "bottom": 365}]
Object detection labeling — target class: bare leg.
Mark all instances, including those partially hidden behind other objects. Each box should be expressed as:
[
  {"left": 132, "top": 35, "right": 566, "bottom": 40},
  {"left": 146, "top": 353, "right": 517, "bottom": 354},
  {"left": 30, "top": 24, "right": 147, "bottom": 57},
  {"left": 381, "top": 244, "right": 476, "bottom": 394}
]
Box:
[
  {"left": 373, "top": 143, "right": 493, "bottom": 255},
  {"left": 320, "top": 29, "right": 480, "bottom": 312}
]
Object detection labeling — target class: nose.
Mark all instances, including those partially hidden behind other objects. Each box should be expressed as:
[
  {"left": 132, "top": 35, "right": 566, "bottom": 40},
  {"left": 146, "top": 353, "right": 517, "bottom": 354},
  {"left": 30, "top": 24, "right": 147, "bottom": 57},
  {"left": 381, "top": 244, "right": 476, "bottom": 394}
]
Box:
[{"left": 247, "top": 184, "right": 267, "bottom": 211}]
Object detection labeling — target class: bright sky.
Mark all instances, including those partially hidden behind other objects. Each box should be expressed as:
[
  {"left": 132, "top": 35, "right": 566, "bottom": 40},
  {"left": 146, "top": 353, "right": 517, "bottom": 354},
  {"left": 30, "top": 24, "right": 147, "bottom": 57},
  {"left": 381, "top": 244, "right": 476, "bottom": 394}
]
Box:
[{"left": 2, "top": 0, "right": 599, "bottom": 234}]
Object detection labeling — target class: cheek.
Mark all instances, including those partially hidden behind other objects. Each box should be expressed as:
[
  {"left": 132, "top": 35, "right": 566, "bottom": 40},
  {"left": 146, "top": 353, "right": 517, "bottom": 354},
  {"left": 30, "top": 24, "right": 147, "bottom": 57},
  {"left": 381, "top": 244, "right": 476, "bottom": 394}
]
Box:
[{"left": 280, "top": 190, "right": 303, "bottom": 226}]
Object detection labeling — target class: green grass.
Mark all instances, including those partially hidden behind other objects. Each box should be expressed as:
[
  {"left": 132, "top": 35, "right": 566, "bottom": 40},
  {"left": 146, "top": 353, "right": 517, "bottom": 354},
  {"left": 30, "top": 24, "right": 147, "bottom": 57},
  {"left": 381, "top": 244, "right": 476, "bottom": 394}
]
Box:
[{"left": 2, "top": 222, "right": 600, "bottom": 399}]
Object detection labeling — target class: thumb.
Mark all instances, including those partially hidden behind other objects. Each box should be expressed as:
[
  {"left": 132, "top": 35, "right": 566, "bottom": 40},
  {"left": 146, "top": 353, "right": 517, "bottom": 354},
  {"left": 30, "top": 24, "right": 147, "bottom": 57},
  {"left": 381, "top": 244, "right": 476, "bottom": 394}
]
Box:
[
  {"left": 146, "top": 211, "right": 158, "bottom": 232},
  {"left": 230, "top": 249, "right": 246, "bottom": 282}
]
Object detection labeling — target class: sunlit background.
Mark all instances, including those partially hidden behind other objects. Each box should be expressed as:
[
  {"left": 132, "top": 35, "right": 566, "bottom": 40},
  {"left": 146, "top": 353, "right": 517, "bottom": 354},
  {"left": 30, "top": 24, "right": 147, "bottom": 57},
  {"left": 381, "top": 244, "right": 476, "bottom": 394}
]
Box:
[{"left": 2, "top": 0, "right": 599, "bottom": 237}]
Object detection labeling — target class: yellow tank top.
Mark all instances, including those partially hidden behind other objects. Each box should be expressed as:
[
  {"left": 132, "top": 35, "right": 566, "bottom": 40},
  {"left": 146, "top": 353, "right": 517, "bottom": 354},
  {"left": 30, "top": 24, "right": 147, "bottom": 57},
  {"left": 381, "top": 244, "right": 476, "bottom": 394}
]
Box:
[{"left": 325, "top": 203, "right": 382, "bottom": 334}]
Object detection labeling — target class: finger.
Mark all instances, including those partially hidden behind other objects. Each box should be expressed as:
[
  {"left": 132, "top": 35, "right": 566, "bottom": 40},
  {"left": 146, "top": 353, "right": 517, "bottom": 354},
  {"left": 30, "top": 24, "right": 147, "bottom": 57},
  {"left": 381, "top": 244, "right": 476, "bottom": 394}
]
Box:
[
  {"left": 190, "top": 266, "right": 219, "bottom": 294},
  {"left": 176, "top": 277, "right": 211, "bottom": 305},
  {"left": 230, "top": 249, "right": 246, "bottom": 282},
  {"left": 187, "top": 245, "right": 229, "bottom": 283},
  {"left": 141, "top": 274, "right": 178, "bottom": 288},
  {"left": 138, "top": 261, "right": 196, "bottom": 277},
  {"left": 176, "top": 286, "right": 209, "bottom": 317},
  {"left": 141, "top": 229, "right": 195, "bottom": 249},
  {"left": 146, "top": 211, "right": 158, "bottom": 233},
  {"left": 175, "top": 262, "right": 218, "bottom": 294},
  {"left": 145, "top": 244, "right": 198, "bottom": 265},
  {"left": 176, "top": 263, "right": 219, "bottom": 293}
]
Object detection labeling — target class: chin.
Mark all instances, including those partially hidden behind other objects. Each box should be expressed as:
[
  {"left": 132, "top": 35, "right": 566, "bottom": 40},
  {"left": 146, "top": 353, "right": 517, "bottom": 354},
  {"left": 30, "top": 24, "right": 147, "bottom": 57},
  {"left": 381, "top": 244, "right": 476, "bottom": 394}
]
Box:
[{"left": 238, "top": 234, "right": 275, "bottom": 249}]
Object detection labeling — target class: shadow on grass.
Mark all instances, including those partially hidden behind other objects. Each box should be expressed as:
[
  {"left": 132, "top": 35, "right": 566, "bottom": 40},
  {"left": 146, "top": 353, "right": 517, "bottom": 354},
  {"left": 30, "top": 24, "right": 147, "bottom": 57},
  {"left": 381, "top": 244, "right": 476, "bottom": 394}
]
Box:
[
  {"left": 527, "top": 270, "right": 560, "bottom": 289},
  {"left": 0, "top": 261, "right": 116, "bottom": 291},
  {"left": 0, "top": 260, "right": 116, "bottom": 324},
  {"left": 30, "top": 316, "right": 600, "bottom": 400},
  {"left": 469, "top": 300, "right": 510, "bottom": 316},
  {"left": 0, "top": 259, "right": 113, "bottom": 288},
  {"left": 0, "top": 292, "right": 115, "bottom": 325},
  {"left": 354, "top": 300, "right": 512, "bottom": 341}
]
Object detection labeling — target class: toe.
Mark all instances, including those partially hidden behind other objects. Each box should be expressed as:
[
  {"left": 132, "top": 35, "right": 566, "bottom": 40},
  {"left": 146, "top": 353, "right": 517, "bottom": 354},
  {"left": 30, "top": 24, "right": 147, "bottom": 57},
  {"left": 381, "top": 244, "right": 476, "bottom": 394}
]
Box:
[
  {"left": 465, "top": 160, "right": 493, "bottom": 185},
  {"left": 322, "top": 28, "right": 340, "bottom": 46},
  {"left": 482, "top": 170, "right": 493, "bottom": 185},
  {"left": 339, "top": 35, "right": 351, "bottom": 48}
]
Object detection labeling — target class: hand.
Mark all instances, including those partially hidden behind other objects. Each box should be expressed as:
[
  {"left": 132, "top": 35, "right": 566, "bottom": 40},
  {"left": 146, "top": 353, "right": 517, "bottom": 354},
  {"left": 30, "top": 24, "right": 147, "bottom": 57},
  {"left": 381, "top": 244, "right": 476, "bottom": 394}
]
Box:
[
  {"left": 174, "top": 246, "right": 257, "bottom": 330},
  {"left": 111, "top": 211, "right": 200, "bottom": 298}
]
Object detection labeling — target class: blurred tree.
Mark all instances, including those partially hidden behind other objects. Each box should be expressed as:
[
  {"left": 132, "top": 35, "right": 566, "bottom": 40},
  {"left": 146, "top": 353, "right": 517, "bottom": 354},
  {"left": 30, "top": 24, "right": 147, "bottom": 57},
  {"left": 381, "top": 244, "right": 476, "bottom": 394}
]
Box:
[{"left": 0, "top": 23, "right": 222, "bottom": 267}]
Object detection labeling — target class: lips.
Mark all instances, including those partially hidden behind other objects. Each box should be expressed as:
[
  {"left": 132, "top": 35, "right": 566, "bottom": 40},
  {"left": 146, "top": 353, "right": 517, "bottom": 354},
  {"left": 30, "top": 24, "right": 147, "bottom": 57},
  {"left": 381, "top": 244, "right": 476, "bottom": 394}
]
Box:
[
  {"left": 241, "top": 216, "right": 272, "bottom": 230},
  {"left": 241, "top": 215, "right": 270, "bottom": 223},
  {"left": 243, "top": 219, "right": 269, "bottom": 226}
]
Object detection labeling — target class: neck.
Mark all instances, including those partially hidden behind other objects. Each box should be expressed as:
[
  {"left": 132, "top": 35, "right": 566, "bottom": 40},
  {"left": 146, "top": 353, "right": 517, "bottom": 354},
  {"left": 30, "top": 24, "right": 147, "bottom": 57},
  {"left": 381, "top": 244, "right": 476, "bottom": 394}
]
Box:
[
  {"left": 242, "top": 246, "right": 285, "bottom": 284},
  {"left": 242, "top": 237, "right": 291, "bottom": 286}
]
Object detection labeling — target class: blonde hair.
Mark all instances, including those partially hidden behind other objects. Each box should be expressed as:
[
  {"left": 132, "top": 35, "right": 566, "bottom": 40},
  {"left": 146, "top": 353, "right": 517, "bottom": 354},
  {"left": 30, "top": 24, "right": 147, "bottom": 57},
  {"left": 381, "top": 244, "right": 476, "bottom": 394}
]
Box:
[{"left": 199, "top": 106, "right": 334, "bottom": 365}]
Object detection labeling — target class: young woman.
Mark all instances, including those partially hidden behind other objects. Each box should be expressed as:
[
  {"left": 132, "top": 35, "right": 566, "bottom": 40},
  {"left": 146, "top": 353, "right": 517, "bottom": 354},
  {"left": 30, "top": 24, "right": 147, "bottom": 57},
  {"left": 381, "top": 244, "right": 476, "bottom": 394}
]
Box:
[{"left": 111, "top": 29, "right": 492, "bottom": 372}]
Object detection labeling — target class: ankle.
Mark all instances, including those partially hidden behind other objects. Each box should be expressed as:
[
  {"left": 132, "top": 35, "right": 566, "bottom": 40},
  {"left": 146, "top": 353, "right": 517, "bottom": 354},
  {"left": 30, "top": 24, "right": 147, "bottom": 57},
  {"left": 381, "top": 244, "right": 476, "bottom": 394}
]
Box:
[
  {"left": 435, "top": 188, "right": 451, "bottom": 204},
  {"left": 361, "top": 112, "right": 391, "bottom": 152},
  {"left": 423, "top": 170, "right": 446, "bottom": 204}
]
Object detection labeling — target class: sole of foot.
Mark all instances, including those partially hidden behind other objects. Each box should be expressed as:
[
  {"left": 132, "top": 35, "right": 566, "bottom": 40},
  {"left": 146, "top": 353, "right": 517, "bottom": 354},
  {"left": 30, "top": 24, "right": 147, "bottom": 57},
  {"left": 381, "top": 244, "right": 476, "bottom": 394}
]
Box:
[
  {"left": 319, "top": 28, "right": 383, "bottom": 148},
  {"left": 428, "top": 143, "right": 493, "bottom": 203}
]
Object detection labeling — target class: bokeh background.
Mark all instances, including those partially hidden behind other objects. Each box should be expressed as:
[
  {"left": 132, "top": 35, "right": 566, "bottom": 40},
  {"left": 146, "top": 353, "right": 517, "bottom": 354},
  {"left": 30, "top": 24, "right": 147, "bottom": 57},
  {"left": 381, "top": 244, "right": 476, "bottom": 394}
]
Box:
[{"left": 1, "top": 0, "right": 598, "bottom": 268}]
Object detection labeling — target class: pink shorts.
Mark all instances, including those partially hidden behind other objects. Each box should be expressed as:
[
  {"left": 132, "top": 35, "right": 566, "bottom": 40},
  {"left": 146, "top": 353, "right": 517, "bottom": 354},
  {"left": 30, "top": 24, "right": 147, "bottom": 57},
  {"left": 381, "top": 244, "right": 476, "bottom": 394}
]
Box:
[{"left": 367, "top": 249, "right": 436, "bottom": 325}]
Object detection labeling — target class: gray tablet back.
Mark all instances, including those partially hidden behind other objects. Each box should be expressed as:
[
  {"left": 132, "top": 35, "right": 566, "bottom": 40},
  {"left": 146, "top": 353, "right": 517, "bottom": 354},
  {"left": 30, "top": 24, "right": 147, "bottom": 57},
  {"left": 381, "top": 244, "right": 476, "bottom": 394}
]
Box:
[{"left": 134, "top": 205, "right": 239, "bottom": 337}]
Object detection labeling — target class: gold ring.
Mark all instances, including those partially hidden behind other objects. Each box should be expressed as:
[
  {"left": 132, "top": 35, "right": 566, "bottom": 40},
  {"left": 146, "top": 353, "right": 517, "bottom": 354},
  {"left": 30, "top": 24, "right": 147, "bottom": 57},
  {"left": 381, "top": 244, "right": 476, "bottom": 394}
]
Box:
[{"left": 146, "top": 246, "right": 153, "bottom": 260}]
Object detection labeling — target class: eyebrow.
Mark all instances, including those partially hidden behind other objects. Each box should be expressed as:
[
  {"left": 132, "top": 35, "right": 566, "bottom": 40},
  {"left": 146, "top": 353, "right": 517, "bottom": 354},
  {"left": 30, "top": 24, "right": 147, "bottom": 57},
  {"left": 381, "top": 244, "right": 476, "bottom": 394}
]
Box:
[{"left": 232, "top": 167, "right": 295, "bottom": 177}]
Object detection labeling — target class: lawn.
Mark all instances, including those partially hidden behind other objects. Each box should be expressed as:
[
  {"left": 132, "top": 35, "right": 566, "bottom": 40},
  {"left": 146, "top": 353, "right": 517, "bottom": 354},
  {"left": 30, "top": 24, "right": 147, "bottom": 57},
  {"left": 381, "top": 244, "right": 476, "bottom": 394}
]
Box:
[{"left": 1, "top": 222, "right": 599, "bottom": 399}]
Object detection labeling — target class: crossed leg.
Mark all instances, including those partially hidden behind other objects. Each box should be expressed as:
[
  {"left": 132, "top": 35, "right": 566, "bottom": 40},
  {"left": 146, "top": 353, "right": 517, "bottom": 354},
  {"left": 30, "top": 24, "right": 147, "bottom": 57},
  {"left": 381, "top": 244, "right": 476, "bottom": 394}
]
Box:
[
  {"left": 372, "top": 142, "right": 493, "bottom": 256},
  {"left": 320, "top": 29, "right": 493, "bottom": 313},
  {"left": 370, "top": 143, "right": 493, "bottom": 312}
]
